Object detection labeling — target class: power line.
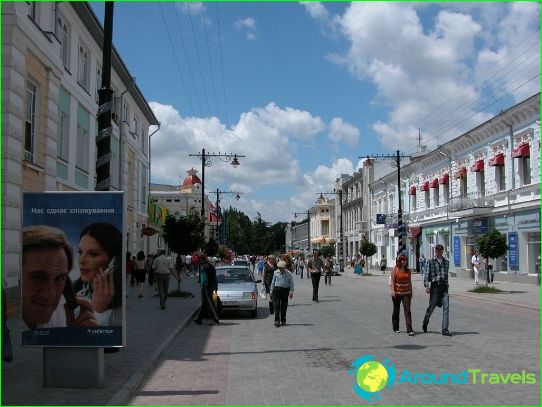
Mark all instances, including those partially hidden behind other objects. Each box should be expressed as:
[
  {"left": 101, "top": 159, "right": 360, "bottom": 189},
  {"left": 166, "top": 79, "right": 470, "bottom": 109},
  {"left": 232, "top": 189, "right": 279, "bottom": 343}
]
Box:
[
  {"left": 158, "top": 2, "right": 195, "bottom": 116},
  {"left": 215, "top": 3, "right": 231, "bottom": 130}
]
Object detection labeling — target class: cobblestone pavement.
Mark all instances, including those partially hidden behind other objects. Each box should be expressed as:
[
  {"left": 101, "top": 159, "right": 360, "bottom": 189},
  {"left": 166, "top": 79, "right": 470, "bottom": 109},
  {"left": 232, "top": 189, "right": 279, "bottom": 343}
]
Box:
[
  {"left": 2, "top": 277, "right": 201, "bottom": 406},
  {"left": 129, "top": 271, "right": 540, "bottom": 406}
]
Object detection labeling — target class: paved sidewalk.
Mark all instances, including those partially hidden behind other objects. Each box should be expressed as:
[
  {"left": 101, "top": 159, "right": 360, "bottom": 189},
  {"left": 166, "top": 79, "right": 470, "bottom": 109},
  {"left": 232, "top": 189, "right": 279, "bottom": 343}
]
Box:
[
  {"left": 1, "top": 275, "right": 201, "bottom": 406},
  {"left": 342, "top": 266, "right": 540, "bottom": 310}
]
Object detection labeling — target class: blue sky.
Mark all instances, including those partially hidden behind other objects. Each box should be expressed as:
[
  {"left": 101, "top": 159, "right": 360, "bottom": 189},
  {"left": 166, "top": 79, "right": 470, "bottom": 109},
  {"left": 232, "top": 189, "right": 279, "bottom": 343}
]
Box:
[{"left": 90, "top": 1, "right": 540, "bottom": 224}]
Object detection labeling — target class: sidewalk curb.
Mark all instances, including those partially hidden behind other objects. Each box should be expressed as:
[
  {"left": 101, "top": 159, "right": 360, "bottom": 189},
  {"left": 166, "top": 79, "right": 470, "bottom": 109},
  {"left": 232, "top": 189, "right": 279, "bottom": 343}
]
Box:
[{"left": 106, "top": 303, "right": 201, "bottom": 405}]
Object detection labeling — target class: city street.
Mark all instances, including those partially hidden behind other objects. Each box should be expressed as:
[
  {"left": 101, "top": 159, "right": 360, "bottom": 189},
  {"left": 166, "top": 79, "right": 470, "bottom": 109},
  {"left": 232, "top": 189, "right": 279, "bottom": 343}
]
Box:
[{"left": 128, "top": 272, "right": 540, "bottom": 405}]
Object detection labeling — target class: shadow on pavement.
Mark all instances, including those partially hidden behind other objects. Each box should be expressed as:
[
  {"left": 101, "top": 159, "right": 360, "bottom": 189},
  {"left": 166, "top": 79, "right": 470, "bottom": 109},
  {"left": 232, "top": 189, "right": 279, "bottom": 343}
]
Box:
[
  {"left": 393, "top": 344, "right": 427, "bottom": 350},
  {"left": 446, "top": 331, "right": 480, "bottom": 336}
]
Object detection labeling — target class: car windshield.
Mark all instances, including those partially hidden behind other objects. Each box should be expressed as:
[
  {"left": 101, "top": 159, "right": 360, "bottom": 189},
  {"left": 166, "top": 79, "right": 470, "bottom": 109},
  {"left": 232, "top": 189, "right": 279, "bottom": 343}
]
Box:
[
  {"left": 217, "top": 268, "right": 253, "bottom": 283},
  {"left": 233, "top": 260, "right": 248, "bottom": 266}
]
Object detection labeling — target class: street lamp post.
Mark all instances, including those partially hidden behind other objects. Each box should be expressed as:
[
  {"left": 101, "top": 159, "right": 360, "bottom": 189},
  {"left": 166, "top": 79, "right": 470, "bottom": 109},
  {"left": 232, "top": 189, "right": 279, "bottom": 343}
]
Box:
[
  {"left": 316, "top": 191, "right": 344, "bottom": 272},
  {"left": 188, "top": 149, "right": 245, "bottom": 219},
  {"left": 208, "top": 189, "right": 242, "bottom": 243},
  {"left": 363, "top": 150, "right": 411, "bottom": 257}
]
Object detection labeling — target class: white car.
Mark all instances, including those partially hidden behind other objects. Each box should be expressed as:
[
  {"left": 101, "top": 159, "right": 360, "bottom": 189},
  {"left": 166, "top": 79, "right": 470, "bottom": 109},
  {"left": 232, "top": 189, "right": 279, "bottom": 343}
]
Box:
[{"left": 216, "top": 266, "right": 260, "bottom": 317}]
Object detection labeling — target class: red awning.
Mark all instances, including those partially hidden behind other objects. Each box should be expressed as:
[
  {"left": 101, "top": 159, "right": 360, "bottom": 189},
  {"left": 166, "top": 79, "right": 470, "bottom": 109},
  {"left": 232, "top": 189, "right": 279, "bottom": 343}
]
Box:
[
  {"left": 439, "top": 173, "right": 449, "bottom": 185},
  {"left": 430, "top": 178, "right": 439, "bottom": 188},
  {"left": 512, "top": 143, "right": 530, "bottom": 158},
  {"left": 470, "top": 160, "right": 484, "bottom": 172},
  {"left": 455, "top": 167, "right": 467, "bottom": 179},
  {"left": 488, "top": 153, "right": 505, "bottom": 166},
  {"left": 408, "top": 227, "right": 422, "bottom": 238},
  {"left": 408, "top": 186, "right": 416, "bottom": 195},
  {"left": 420, "top": 181, "right": 429, "bottom": 192}
]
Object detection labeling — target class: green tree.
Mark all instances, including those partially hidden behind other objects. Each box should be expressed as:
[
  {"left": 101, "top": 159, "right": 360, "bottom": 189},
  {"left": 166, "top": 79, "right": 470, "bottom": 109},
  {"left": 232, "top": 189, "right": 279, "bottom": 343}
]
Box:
[
  {"left": 161, "top": 212, "right": 204, "bottom": 291},
  {"left": 205, "top": 237, "right": 219, "bottom": 257},
  {"left": 359, "top": 239, "right": 377, "bottom": 272},
  {"left": 476, "top": 229, "right": 508, "bottom": 285},
  {"left": 319, "top": 245, "right": 335, "bottom": 258}
]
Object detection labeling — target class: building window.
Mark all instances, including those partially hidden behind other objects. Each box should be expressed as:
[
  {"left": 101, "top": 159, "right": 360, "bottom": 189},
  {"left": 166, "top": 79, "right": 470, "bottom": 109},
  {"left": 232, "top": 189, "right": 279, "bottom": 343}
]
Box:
[
  {"left": 433, "top": 188, "right": 439, "bottom": 207},
  {"left": 442, "top": 184, "right": 449, "bottom": 205},
  {"left": 24, "top": 79, "right": 38, "bottom": 163},
  {"left": 496, "top": 166, "right": 506, "bottom": 191},
  {"left": 77, "top": 44, "right": 89, "bottom": 89},
  {"left": 410, "top": 195, "right": 416, "bottom": 211},
  {"left": 424, "top": 191, "right": 430, "bottom": 209},
  {"left": 29, "top": 1, "right": 37, "bottom": 21},
  {"left": 139, "top": 163, "right": 148, "bottom": 213},
  {"left": 95, "top": 66, "right": 101, "bottom": 104},
  {"left": 132, "top": 116, "right": 138, "bottom": 138},
  {"left": 520, "top": 156, "right": 531, "bottom": 186},
  {"left": 76, "top": 103, "right": 90, "bottom": 171},
  {"left": 476, "top": 171, "right": 485, "bottom": 197},
  {"left": 57, "top": 86, "right": 70, "bottom": 161},
  {"left": 321, "top": 220, "right": 329, "bottom": 236},
  {"left": 141, "top": 126, "right": 147, "bottom": 155},
  {"left": 459, "top": 177, "right": 467, "bottom": 199},
  {"left": 57, "top": 15, "right": 70, "bottom": 69}
]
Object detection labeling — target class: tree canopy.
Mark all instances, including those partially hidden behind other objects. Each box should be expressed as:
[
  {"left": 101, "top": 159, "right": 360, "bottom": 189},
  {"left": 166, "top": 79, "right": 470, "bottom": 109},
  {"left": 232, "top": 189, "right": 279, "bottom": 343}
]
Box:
[{"left": 161, "top": 211, "right": 205, "bottom": 255}]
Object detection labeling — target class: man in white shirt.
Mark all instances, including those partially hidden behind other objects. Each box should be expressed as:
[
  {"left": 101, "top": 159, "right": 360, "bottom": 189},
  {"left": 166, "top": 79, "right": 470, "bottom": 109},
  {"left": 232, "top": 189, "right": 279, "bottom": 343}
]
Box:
[{"left": 471, "top": 251, "right": 481, "bottom": 285}]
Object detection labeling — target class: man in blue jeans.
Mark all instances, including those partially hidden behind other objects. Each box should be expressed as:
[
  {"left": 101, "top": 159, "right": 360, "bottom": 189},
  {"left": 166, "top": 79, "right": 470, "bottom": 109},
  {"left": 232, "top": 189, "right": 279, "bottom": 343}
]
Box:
[{"left": 422, "top": 245, "right": 451, "bottom": 336}]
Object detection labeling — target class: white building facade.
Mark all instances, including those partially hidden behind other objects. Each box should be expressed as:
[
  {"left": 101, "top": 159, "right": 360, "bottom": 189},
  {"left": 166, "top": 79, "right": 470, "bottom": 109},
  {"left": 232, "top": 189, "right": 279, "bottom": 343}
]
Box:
[
  {"left": 2, "top": 2, "right": 159, "bottom": 295},
  {"left": 368, "top": 93, "right": 540, "bottom": 282}
]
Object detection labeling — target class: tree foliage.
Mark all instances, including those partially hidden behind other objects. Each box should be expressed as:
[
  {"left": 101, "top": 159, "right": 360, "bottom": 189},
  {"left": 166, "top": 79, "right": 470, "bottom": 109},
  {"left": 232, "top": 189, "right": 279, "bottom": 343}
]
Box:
[
  {"left": 223, "top": 207, "right": 286, "bottom": 254},
  {"left": 205, "top": 237, "right": 219, "bottom": 257},
  {"left": 161, "top": 212, "right": 205, "bottom": 255},
  {"left": 476, "top": 229, "right": 508, "bottom": 260},
  {"left": 319, "top": 245, "right": 335, "bottom": 258},
  {"left": 359, "top": 240, "right": 377, "bottom": 264}
]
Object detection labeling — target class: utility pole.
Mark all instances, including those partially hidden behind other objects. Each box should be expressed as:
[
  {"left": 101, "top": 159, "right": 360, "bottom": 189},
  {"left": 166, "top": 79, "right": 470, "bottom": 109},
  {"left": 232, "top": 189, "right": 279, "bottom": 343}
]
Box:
[
  {"left": 316, "top": 191, "right": 344, "bottom": 272},
  {"left": 208, "top": 189, "right": 242, "bottom": 243},
  {"left": 95, "top": 2, "right": 114, "bottom": 191},
  {"left": 188, "top": 149, "right": 244, "bottom": 220},
  {"left": 362, "top": 150, "right": 412, "bottom": 257},
  {"left": 293, "top": 211, "right": 312, "bottom": 254}
]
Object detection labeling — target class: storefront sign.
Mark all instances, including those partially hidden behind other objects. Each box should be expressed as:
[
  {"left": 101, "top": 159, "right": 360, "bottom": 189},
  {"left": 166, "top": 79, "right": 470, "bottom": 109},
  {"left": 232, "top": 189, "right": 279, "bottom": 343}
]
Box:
[
  {"left": 453, "top": 236, "right": 461, "bottom": 266},
  {"left": 471, "top": 218, "right": 488, "bottom": 235},
  {"left": 508, "top": 232, "right": 519, "bottom": 269}
]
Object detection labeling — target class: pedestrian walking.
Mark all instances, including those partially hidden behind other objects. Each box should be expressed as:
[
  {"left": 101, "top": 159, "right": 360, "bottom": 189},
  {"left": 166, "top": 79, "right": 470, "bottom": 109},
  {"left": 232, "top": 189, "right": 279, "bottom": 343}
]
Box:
[
  {"left": 134, "top": 251, "right": 146, "bottom": 298},
  {"left": 126, "top": 252, "right": 134, "bottom": 287},
  {"left": 263, "top": 255, "right": 278, "bottom": 314},
  {"left": 185, "top": 253, "right": 193, "bottom": 276},
  {"left": 146, "top": 254, "right": 155, "bottom": 288},
  {"left": 307, "top": 249, "right": 324, "bottom": 302},
  {"left": 270, "top": 260, "right": 295, "bottom": 327},
  {"left": 324, "top": 256, "right": 333, "bottom": 285},
  {"left": 380, "top": 255, "right": 387, "bottom": 274},
  {"left": 257, "top": 256, "right": 265, "bottom": 276},
  {"left": 472, "top": 251, "right": 481, "bottom": 285},
  {"left": 298, "top": 257, "right": 305, "bottom": 279},
  {"left": 152, "top": 250, "right": 174, "bottom": 310},
  {"left": 193, "top": 253, "right": 220, "bottom": 326},
  {"left": 422, "top": 244, "right": 451, "bottom": 336},
  {"left": 390, "top": 254, "right": 414, "bottom": 335},
  {"left": 419, "top": 254, "right": 427, "bottom": 277},
  {"left": 354, "top": 256, "right": 363, "bottom": 276}
]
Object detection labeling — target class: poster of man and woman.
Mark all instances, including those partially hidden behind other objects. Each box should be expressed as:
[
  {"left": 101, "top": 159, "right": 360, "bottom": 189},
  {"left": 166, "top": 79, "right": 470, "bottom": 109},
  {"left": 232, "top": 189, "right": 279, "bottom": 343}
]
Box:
[{"left": 21, "top": 192, "right": 125, "bottom": 347}]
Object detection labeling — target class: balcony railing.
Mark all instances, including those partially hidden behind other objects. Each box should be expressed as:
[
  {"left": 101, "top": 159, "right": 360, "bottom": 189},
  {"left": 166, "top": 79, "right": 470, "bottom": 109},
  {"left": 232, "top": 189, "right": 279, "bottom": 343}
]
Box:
[{"left": 449, "top": 193, "right": 494, "bottom": 212}]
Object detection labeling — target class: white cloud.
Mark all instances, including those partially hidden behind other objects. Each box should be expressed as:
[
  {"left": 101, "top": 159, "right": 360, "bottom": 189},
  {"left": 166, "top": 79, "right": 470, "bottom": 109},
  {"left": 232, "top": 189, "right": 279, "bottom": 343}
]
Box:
[
  {"left": 328, "top": 117, "right": 360, "bottom": 147},
  {"left": 300, "top": 2, "right": 330, "bottom": 21},
  {"left": 318, "top": 3, "right": 539, "bottom": 151},
  {"left": 176, "top": 2, "right": 206, "bottom": 15},
  {"left": 149, "top": 101, "right": 359, "bottom": 223},
  {"left": 235, "top": 17, "right": 257, "bottom": 41}
]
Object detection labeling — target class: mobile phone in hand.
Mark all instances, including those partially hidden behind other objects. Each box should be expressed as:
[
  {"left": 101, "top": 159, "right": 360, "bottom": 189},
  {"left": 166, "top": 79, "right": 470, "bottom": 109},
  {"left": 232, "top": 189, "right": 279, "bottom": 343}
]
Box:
[
  {"left": 104, "top": 257, "right": 117, "bottom": 275},
  {"left": 63, "top": 278, "right": 78, "bottom": 310}
]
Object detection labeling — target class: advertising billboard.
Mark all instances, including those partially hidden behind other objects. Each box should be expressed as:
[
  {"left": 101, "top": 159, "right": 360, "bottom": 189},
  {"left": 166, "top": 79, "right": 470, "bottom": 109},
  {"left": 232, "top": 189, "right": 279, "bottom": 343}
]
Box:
[{"left": 21, "top": 192, "right": 125, "bottom": 347}]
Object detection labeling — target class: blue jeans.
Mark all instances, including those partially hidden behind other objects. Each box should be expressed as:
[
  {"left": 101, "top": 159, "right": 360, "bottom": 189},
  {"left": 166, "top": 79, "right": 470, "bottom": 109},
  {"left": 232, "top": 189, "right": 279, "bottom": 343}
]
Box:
[{"left": 423, "top": 283, "right": 449, "bottom": 332}]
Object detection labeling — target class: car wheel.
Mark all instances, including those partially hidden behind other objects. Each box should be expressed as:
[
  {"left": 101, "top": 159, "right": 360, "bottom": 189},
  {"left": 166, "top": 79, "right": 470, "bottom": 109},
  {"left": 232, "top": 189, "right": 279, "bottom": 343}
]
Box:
[{"left": 251, "top": 308, "right": 257, "bottom": 318}]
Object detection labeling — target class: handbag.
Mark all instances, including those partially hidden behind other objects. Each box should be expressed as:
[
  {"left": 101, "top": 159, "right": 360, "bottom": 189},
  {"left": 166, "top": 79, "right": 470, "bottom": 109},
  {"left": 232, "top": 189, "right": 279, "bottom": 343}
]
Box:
[
  {"left": 2, "top": 320, "right": 13, "bottom": 363},
  {"left": 259, "top": 286, "right": 267, "bottom": 300}
]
